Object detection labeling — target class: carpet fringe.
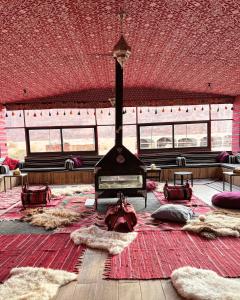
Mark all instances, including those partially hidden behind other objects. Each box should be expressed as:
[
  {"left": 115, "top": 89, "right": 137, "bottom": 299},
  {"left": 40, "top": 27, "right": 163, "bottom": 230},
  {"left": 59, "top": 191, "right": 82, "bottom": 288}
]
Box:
[
  {"left": 73, "top": 246, "right": 87, "bottom": 273},
  {"left": 103, "top": 255, "right": 113, "bottom": 279}
]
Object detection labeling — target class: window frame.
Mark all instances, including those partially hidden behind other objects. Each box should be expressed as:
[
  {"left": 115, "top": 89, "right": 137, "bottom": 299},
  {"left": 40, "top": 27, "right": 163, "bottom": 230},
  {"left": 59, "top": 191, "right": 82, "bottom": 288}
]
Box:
[
  {"left": 137, "top": 121, "right": 211, "bottom": 153},
  {"left": 25, "top": 125, "right": 98, "bottom": 156}
]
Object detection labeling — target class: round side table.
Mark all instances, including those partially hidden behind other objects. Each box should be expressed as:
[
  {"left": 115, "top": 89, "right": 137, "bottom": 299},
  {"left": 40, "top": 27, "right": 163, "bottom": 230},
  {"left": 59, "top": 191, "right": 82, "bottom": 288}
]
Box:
[{"left": 173, "top": 171, "right": 193, "bottom": 186}]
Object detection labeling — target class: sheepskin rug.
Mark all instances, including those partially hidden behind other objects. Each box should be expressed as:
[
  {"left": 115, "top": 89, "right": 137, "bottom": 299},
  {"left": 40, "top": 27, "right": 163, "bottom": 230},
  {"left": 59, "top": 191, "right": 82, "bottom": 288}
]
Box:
[
  {"left": 51, "top": 185, "right": 94, "bottom": 197},
  {"left": 0, "top": 267, "right": 77, "bottom": 300},
  {"left": 23, "top": 207, "right": 80, "bottom": 230},
  {"left": 70, "top": 225, "right": 138, "bottom": 255},
  {"left": 182, "top": 209, "right": 240, "bottom": 238},
  {"left": 171, "top": 266, "right": 240, "bottom": 300}
]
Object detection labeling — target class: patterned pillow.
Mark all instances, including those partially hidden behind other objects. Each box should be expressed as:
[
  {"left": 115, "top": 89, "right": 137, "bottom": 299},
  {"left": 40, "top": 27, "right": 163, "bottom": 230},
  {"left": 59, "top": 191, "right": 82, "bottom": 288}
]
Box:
[
  {"left": 176, "top": 157, "right": 186, "bottom": 166},
  {"left": 71, "top": 156, "right": 83, "bottom": 168},
  {"left": 228, "top": 155, "right": 236, "bottom": 164},
  {"left": 0, "top": 165, "right": 10, "bottom": 174},
  {"left": 151, "top": 204, "right": 194, "bottom": 223},
  {"left": 235, "top": 154, "right": 240, "bottom": 163},
  {"left": 2, "top": 156, "right": 19, "bottom": 170},
  {"left": 216, "top": 151, "right": 229, "bottom": 163},
  {"left": 64, "top": 159, "right": 74, "bottom": 170}
]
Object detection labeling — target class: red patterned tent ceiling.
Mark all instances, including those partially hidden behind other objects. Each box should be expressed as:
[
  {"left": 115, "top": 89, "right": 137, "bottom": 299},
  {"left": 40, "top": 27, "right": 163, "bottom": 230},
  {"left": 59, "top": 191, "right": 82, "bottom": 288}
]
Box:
[{"left": 1, "top": 0, "right": 240, "bottom": 107}]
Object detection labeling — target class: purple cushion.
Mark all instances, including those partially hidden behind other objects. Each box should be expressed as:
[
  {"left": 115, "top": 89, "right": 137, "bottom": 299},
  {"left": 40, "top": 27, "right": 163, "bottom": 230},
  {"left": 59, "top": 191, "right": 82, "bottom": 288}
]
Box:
[
  {"left": 212, "top": 192, "right": 240, "bottom": 209},
  {"left": 216, "top": 151, "right": 229, "bottom": 163},
  {"left": 71, "top": 156, "right": 83, "bottom": 168}
]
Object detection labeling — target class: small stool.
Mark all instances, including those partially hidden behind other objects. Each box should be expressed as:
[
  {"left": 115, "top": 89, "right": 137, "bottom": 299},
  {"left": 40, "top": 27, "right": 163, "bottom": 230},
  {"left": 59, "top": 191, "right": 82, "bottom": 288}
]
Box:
[{"left": 174, "top": 171, "right": 193, "bottom": 186}]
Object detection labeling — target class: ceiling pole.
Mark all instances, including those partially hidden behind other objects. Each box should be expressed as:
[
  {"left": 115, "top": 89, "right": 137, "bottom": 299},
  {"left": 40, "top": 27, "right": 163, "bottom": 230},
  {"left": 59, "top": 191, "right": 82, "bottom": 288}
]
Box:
[{"left": 115, "top": 59, "right": 123, "bottom": 146}]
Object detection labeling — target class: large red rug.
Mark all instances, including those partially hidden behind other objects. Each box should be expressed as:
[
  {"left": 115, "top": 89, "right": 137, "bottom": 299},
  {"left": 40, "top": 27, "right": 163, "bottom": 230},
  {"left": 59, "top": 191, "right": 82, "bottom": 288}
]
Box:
[
  {"left": 104, "top": 230, "right": 240, "bottom": 279},
  {"left": 0, "top": 187, "right": 22, "bottom": 210},
  {"left": 0, "top": 233, "right": 85, "bottom": 282},
  {"left": 0, "top": 192, "right": 92, "bottom": 221}
]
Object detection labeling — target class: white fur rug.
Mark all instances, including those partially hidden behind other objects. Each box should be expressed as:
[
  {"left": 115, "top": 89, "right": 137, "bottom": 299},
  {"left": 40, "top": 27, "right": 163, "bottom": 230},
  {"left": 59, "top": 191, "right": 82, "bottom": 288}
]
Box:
[
  {"left": 171, "top": 266, "right": 240, "bottom": 300},
  {"left": 0, "top": 267, "right": 77, "bottom": 300},
  {"left": 51, "top": 185, "right": 94, "bottom": 197},
  {"left": 70, "top": 225, "right": 138, "bottom": 255},
  {"left": 182, "top": 209, "right": 240, "bottom": 238},
  {"left": 23, "top": 207, "right": 80, "bottom": 230}
]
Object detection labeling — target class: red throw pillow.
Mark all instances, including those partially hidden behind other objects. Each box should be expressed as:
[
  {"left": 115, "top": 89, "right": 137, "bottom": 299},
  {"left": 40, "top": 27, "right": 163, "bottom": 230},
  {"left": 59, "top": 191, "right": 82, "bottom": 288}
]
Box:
[
  {"left": 2, "top": 156, "right": 19, "bottom": 170},
  {"left": 146, "top": 180, "right": 157, "bottom": 191}
]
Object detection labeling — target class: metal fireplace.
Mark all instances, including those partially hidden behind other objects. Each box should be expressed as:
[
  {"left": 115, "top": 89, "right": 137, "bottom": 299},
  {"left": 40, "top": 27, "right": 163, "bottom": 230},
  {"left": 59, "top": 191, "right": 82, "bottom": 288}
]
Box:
[{"left": 94, "top": 59, "right": 147, "bottom": 209}]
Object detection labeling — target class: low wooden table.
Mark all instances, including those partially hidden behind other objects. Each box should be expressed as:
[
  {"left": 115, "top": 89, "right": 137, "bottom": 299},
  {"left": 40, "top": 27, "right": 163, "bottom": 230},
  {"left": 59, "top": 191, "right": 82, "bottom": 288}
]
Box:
[
  {"left": 174, "top": 171, "right": 193, "bottom": 186},
  {"left": 3, "top": 173, "right": 29, "bottom": 192},
  {"left": 146, "top": 167, "right": 161, "bottom": 181},
  {"left": 222, "top": 171, "right": 240, "bottom": 191}
]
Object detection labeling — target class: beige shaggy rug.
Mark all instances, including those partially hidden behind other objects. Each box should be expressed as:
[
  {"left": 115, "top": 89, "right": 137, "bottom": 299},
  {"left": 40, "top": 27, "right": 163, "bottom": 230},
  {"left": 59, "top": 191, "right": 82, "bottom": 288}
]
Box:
[
  {"left": 0, "top": 267, "right": 77, "bottom": 300},
  {"left": 182, "top": 209, "right": 240, "bottom": 239},
  {"left": 23, "top": 207, "right": 80, "bottom": 230},
  {"left": 51, "top": 184, "right": 94, "bottom": 197},
  {"left": 171, "top": 266, "right": 240, "bottom": 300},
  {"left": 70, "top": 225, "right": 138, "bottom": 255}
]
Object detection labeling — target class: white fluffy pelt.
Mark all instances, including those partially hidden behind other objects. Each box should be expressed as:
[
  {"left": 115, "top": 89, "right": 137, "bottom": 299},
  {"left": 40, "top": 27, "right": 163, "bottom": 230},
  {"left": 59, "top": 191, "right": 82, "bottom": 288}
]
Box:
[
  {"left": 171, "top": 266, "right": 240, "bottom": 300},
  {"left": 182, "top": 209, "right": 240, "bottom": 239},
  {"left": 23, "top": 207, "right": 80, "bottom": 230},
  {"left": 70, "top": 225, "right": 138, "bottom": 255},
  {"left": 51, "top": 185, "right": 94, "bottom": 197},
  {"left": 0, "top": 267, "right": 77, "bottom": 300}
]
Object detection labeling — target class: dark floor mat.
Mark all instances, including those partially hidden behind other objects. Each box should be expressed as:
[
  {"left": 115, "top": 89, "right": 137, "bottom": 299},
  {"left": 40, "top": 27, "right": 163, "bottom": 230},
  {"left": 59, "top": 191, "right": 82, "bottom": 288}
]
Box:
[{"left": 0, "top": 220, "right": 54, "bottom": 234}]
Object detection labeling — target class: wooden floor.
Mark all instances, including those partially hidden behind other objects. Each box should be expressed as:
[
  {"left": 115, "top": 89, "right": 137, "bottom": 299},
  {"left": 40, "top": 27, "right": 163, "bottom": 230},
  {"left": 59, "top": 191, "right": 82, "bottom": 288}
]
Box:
[{"left": 54, "top": 182, "right": 222, "bottom": 300}]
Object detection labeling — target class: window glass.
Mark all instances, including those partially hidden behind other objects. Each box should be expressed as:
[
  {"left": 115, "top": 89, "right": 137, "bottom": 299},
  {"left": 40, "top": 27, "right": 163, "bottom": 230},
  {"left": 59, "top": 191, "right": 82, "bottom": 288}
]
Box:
[
  {"left": 174, "top": 123, "right": 208, "bottom": 148},
  {"left": 123, "top": 125, "right": 137, "bottom": 154},
  {"left": 211, "top": 120, "right": 232, "bottom": 151},
  {"left": 6, "top": 128, "right": 26, "bottom": 160},
  {"left": 5, "top": 110, "right": 24, "bottom": 127},
  {"left": 210, "top": 104, "right": 233, "bottom": 120},
  {"left": 29, "top": 129, "right": 61, "bottom": 152},
  {"left": 62, "top": 128, "right": 95, "bottom": 151},
  {"left": 25, "top": 109, "right": 96, "bottom": 127},
  {"left": 123, "top": 107, "right": 136, "bottom": 124},
  {"left": 140, "top": 125, "right": 173, "bottom": 149},
  {"left": 138, "top": 105, "right": 209, "bottom": 123},
  {"left": 96, "top": 108, "right": 115, "bottom": 125},
  {"left": 98, "top": 126, "right": 115, "bottom": 155}
]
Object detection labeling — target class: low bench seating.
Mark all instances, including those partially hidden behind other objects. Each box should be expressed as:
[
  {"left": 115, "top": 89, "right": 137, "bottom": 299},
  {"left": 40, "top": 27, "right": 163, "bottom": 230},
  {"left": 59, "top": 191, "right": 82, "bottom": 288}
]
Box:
[{"left": 20, "top": 151, "right": 238, "bottom": 185}]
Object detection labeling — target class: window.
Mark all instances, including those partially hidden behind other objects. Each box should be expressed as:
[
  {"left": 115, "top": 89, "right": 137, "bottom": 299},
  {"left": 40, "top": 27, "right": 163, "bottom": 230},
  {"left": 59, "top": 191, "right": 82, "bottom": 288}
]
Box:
[
  {"left": 211, "top": 120, "right": 232, "bottom": 151},
  {"left": 62, "top": 128, "right": 95, "bottom": 151},
  {"left": 138, "top": 122, "right": 209, "bottom": 151},
  {"left": 123, "top": 125, "right": 137, "bottom": 154},
  {"left": 25, "top": 109, "right": 96, "bottom": 127},
  {"left": 98, "top": 126, "right": 115, "bottom": 155},
  {"left": 138, "top": 105, "right": 209, "bottom": 123},
  {"left": 27, "top": 127, "right": 96, "bottom": 154},
  {"left": 28, "top": 129, "right": 62, "bottom": 153},
  {"left": 139, "top": 125, "right": 173, "bottom": 150},
  {"left": 6, "top": 128, "right": 26, "bottom": 160},
  {"left": 174, "top": 123, "right": 208, "bottom": 148}
]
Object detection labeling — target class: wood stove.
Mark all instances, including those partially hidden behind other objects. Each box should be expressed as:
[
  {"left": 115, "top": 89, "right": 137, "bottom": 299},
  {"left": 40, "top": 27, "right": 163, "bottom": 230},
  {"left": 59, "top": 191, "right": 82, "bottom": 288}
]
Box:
[{"left": 95, "top": 60, "right": 147, "bottom": 209}]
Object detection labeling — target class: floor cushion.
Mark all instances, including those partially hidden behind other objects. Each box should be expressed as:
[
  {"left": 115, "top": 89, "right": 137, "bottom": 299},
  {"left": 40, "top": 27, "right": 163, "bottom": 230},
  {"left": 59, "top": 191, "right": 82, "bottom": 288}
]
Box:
[
  {"left": 151, "top": 204, "right": 194, "bottom": 223},
  {"left": 212, "top": 192, "right": 240, "bottom": 209}
]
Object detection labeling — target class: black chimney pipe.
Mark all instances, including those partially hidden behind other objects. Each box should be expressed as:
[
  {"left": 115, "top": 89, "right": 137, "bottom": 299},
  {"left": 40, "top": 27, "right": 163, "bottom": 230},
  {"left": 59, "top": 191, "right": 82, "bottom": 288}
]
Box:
[{"left": 115, "top": 59, "right": 123, "bottom": 146}]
